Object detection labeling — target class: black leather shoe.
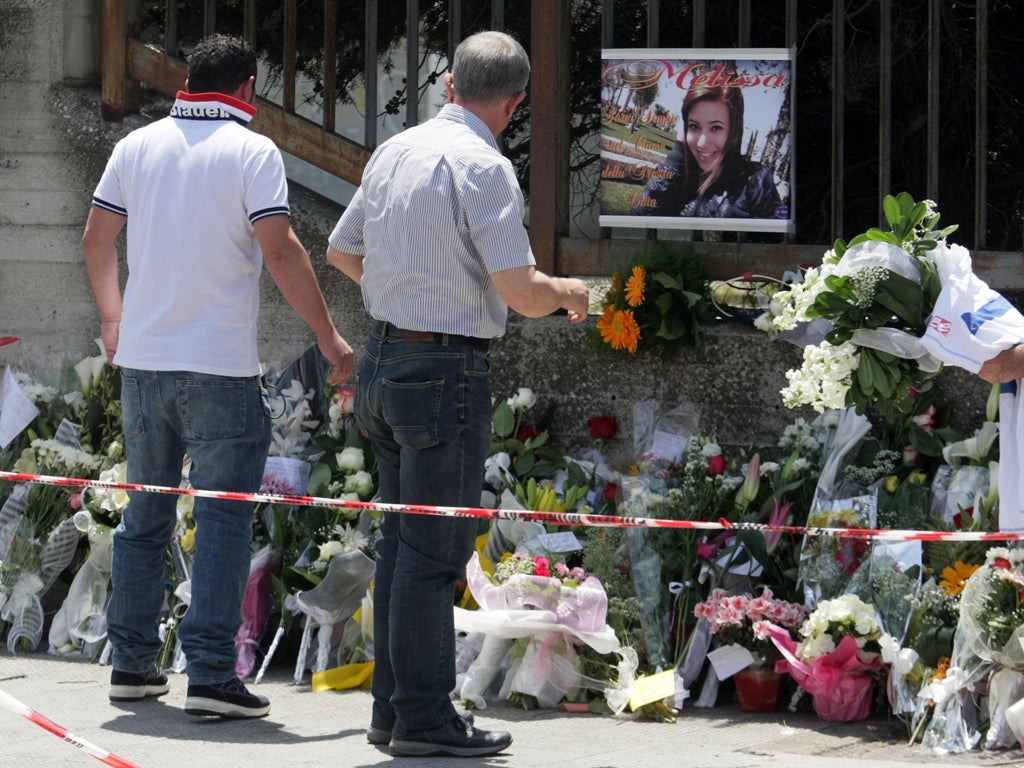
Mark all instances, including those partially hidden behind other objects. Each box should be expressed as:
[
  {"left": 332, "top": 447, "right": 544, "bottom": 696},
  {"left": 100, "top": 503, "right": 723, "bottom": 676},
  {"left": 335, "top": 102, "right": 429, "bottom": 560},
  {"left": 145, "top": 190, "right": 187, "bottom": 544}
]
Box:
[
  {"left": 389, "top": 715, "right": 511, "bottom": 757},
  {"left": 368, "top": 709, "right": 476, "bottom": 745}
]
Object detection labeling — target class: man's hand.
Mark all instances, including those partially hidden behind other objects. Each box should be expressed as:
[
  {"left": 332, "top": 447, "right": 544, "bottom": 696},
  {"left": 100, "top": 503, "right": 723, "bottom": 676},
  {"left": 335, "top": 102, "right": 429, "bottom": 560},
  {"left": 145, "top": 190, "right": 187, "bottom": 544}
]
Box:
[
  {"left": 318, "top": 330, "right": 355, "bottom": 386},
  {"left": 99, "top": 319, "right": 120, "bottom": 365},
  {"left": 560, "top": 277, "right": 590, "bottom": 323}
]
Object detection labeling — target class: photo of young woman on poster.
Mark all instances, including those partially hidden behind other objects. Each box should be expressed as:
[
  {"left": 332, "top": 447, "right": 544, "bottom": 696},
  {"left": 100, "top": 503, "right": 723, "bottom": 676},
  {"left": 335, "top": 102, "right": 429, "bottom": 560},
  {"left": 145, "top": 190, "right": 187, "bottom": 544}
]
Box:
[
  {"left": 630, "top": 85, "right": 781, "bottom": 219},
  {"left": 599, "top": 51, "right": 793, "bottom": 234}
]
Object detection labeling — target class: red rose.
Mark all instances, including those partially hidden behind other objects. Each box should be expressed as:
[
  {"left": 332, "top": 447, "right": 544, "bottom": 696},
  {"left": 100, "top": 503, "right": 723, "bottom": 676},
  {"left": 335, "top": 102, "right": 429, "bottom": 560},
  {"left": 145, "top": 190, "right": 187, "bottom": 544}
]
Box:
[
  {"left": 601, "top": 482, "right": 619, "bottom": 502},
  {"left": 515, "top": 423, "right": 538, "bottom": 442},
  {"left": 706, "top": 454, "right": 727, "bottom": 476},
  {"left": 993, "top": 558, "right": 1012, "bottom": 570},
  {"left": 588, "top": 416, "right": 618, "bottom": 440}
]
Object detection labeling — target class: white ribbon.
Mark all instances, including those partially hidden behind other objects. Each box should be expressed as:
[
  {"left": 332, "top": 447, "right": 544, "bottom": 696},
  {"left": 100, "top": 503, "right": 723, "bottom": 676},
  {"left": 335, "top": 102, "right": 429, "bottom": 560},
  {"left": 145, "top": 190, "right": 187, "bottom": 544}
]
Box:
[{"left": 917, "top": 665, "right": 968, "bottom": 706}]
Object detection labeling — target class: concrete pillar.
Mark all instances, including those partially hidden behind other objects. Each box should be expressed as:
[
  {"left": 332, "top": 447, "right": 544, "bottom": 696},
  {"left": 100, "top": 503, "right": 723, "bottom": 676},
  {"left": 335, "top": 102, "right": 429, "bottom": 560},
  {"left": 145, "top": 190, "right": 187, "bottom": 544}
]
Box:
[{"left": 63, "top": 0, "right": 102, "bottom": 83}]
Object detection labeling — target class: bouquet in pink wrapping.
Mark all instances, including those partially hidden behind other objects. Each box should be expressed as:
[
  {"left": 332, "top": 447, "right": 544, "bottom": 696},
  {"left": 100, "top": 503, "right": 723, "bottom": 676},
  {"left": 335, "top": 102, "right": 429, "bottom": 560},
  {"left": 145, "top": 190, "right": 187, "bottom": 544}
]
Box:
[
  {"left": 466, "top": 551, "right": 608, "bottom": 633},
  {"left": 235, "top": 547, "right": 282, "bottom": 678},
  {"left": 768, "top": 594, "right": 890, "bottom": 722}
]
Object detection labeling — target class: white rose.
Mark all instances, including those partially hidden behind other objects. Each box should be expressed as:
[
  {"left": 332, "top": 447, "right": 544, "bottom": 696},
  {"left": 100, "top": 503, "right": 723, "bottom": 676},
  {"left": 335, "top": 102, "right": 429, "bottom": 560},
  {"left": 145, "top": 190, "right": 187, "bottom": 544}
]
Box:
[
  {"left": 344, "top": 470, "right": 375, "bottom": 499},
  {"left": 336, "top": 447, "right": 365, "bottom": 473},
  {"left": 317, "top": 539, "right": 346, "bottom": 563},
  {"left": 506, "top": 387, "right": 536, "bottom": 411}
]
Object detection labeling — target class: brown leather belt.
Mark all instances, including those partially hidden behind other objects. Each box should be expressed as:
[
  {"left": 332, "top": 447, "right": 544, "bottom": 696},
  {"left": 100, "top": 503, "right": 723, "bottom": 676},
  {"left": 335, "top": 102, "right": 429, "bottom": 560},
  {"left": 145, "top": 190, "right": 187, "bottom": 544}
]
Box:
[{"left": 372, "top": 320, "right": 489, "bottom": 351}]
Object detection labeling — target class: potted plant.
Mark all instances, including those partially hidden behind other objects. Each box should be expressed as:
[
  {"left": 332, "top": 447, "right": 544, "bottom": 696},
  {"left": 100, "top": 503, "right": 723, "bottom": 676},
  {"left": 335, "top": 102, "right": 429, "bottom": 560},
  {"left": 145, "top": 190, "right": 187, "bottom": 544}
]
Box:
[{"left": 693, "top": 587, "right": 805, "bottom": 712}]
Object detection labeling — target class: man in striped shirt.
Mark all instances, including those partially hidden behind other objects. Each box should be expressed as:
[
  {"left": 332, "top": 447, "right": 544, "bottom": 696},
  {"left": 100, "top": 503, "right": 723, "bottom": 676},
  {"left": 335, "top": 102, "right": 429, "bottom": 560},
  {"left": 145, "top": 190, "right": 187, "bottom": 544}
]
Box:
[{"left": 327, "top": 30, "right": 589, "bottom": 759}]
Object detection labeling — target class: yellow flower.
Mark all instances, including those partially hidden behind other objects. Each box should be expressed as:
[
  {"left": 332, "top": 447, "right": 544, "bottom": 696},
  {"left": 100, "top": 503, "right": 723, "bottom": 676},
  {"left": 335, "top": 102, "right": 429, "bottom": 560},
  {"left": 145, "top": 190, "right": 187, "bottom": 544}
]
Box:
[
  {"left": 625, "top": 266, "right": 646, "bottom": 307},
  {"left": 180, "top": 525, "right": 196, "bottom": 553},
  {"left": 597, "top": 306, "right": 641, "bottom": 353},
  {"left": 938, "top": 561, "right": 979, "bottom": 596}
]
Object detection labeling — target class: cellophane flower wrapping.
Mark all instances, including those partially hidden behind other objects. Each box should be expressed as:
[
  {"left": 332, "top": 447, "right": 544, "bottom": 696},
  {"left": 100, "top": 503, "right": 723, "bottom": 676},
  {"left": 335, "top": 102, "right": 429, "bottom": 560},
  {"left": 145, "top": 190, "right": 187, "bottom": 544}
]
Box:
[
  {"left": 769, "top": 624, "right": 882, "bottom": 722},
  {"left": 48, "top": 511, "right": 114, "bottom": 656},
  {"left": 235, "top": 547, "right": 283, "bottom": 678},
  {"left": 291, "top": 548, "right": 376, "bottom": 678},
  {"left": 923, "top": 547, "right": 1024, "bottom": 751},
  {"left": 797, "top": 491, "right": 876, "bottom": 609},
  {"left": 458, "top": 552, "right": 624, "bottom": 710},
  {"left": 467, "top": 551, "right": 608, "bottom": 634}
]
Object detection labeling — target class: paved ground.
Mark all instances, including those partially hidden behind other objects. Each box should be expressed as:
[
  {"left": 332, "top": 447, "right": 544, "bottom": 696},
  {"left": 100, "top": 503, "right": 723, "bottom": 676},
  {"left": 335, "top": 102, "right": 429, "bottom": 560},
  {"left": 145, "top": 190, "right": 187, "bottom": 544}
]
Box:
[{"left": 1, "top": 651, "right": 1020, "bottom": 768}]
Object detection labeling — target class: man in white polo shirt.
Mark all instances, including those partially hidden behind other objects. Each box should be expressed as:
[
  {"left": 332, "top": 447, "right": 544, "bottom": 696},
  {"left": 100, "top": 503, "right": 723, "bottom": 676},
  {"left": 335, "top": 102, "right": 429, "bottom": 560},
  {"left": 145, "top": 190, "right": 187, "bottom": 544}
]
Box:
[{"left": 83, "top": 33, "right": 353, "bottom": 718}]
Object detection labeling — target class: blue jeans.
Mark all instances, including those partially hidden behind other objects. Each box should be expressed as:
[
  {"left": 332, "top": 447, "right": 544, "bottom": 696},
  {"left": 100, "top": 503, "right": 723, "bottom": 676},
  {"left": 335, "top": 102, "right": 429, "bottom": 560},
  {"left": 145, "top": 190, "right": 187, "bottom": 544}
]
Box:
[
  {"left": 356, "top": 327, "right": 491, "bottom": 731},
  {"left": 108, "top": 369, "right": 271, "bottom": 684}
]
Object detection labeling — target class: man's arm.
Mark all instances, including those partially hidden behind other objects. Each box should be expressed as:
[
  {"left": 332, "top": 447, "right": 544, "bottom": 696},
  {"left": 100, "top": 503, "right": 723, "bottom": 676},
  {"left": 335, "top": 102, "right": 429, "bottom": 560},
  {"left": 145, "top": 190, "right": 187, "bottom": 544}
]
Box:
[
  {"left": 326, "top": 245, "right": 364, "bottom": 285},
  {"left": 254, "top": 215, "right": 354, "bottom": 385},
  {"left": 82, "top": 206, "right": 127, "bottom": 363},
  {"left": 490, "top": 265, "right": 590, "bottom": 323},
  {"left": 980, "top": 344, "right": 1024, "bottom": 384}
]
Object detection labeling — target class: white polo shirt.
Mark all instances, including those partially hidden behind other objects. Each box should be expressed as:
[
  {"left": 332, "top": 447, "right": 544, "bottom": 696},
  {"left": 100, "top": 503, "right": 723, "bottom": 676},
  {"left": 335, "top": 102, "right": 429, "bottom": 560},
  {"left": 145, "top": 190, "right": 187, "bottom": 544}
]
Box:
[{"left": 92, "top": 91, "right": 289, "bottom": 376}]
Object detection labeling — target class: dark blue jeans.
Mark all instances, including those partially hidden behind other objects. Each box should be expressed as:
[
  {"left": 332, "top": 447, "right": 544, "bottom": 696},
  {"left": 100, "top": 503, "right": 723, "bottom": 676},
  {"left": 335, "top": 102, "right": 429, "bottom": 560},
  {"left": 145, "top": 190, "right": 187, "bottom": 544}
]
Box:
[
  {"left": 108, "top": 369, "right": 271, "bottom": 684},
  {"left": 356, "top": 327, "right": 491, "bottom": 731}
]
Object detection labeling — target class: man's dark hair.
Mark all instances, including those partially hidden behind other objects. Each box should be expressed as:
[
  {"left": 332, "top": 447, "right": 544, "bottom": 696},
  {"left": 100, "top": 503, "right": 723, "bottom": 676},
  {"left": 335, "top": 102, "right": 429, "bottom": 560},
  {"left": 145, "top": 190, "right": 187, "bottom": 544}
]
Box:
[{"left": 186, "top": 34, "right": 257, "bottom": 95}]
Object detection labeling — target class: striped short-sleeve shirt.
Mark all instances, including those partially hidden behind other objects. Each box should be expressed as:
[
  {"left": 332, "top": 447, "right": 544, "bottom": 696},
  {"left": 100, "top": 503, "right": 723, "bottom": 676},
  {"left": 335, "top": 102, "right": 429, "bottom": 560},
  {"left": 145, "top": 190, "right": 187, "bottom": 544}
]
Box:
[{"left": 328, "top": 104, "right": 535, "bottom": 339}]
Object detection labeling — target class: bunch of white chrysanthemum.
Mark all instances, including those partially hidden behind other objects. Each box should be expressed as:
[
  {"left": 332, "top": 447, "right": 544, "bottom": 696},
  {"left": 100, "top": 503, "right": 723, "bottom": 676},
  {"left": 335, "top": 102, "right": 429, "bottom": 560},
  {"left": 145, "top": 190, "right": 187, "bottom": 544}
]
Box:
[{"left": 796, "top": 593, "right": 884, "bottom": 660}]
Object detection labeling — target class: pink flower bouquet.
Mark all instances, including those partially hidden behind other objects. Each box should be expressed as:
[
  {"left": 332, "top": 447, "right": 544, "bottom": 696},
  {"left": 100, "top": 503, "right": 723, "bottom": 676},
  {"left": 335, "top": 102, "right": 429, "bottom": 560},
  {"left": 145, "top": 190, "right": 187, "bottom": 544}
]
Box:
[
  {"left": 767, "top": 594, "right": 888, "bottom": 722},
  {"left": 235, "top": 547, "right": 282, "bottom": 678},
  {"left": 466, "top": 551, "right": 608, "bottom": 633},
  {"left": 693, "top": 587, "right": 805, "bottom": 665}
]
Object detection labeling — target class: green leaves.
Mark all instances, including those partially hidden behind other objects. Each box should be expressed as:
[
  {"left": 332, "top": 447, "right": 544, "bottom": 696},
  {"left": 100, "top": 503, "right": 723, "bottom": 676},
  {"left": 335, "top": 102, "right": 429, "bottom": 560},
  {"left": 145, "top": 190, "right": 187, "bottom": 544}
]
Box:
[
  {"left": 596, "top": 239, "right": 717, "bottom": 357},
  {"left": 491, "top": 400, "right": 516, "bottom": 439}
]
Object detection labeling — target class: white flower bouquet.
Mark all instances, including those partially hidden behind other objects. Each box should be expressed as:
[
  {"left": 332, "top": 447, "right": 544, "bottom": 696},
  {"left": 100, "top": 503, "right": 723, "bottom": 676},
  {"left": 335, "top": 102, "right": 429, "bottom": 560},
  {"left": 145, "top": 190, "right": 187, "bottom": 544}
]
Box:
[{"left": 764, "top": 193, "right": 954, "bottom": 418}]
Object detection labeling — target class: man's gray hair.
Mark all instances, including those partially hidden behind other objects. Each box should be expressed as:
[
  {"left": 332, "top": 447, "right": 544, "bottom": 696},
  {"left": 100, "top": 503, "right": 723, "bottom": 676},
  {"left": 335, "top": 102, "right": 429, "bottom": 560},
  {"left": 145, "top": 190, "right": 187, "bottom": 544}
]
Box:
[{"left": 451, "top": 31, "right": 530, "bottom": 104}]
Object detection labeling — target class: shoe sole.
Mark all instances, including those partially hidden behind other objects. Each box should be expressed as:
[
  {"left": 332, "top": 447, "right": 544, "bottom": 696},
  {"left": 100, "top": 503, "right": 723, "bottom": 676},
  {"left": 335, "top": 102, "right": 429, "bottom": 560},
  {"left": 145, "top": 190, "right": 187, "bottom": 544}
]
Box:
[
  {"left": 109, "top": 684, "right": 170, "bottom": 701},
  {"left": 388, "top": 738, "right": 512, "bottom": 758},
  {"left": 184, "top": 696, "right": 270, "bottom": 718}
]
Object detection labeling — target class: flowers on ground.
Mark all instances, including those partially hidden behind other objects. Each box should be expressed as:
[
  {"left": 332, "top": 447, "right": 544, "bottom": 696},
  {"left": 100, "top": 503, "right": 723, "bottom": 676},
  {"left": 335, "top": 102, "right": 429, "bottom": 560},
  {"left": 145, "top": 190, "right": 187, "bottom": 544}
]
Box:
[
  {"left": 596, "top": 305, "right": 642, "bottom": 353},
  {"left": 795, "top": 593, "right": 886, "bottom": 660},
  {"left": 694, "top": 587, "right": 804, "bottom": 661},
  {"left": 493, "top": 552, "right": 590, "bottom": 588}
]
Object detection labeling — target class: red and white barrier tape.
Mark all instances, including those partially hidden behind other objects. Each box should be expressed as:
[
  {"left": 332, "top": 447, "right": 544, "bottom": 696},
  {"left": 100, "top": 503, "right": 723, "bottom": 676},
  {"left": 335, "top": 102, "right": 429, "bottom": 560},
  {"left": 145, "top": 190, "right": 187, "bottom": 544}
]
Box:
[
  {"left": 0, "top": 689, "right": 141, "bottom": 768},
  {"left": 0, "top": 468, "right": 1019, "bottom": 542}
]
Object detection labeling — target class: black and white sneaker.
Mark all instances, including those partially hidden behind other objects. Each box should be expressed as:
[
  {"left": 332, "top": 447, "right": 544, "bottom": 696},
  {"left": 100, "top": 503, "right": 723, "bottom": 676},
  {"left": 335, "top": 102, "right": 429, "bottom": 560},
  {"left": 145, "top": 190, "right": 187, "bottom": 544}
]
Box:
[
  {"left": 109, "top": 667, "right": 170, "bottom": 701},
  {"left": 184, "top": 678, "right": 270, "bottom": 718}
]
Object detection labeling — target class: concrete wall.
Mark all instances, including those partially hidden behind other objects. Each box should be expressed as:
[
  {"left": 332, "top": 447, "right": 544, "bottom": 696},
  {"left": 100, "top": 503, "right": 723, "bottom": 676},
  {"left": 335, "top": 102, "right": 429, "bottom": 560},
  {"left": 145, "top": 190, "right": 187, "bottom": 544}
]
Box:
[{"left": 0, "top": 0, "right": 993, "bottom": 469}]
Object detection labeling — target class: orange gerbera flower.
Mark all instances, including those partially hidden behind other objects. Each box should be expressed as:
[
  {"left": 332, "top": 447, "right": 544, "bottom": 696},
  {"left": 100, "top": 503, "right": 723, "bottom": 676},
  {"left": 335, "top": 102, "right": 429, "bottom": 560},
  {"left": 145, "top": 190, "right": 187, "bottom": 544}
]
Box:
[
  {"left": 938, "top": 561, "right": 980, "bottom": 596},
  {"left": 597, "top": 307, "right": 641, "bottom": 353},
  {"left": 625, "top": 266, "right": 646, "bottom": 307}
]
